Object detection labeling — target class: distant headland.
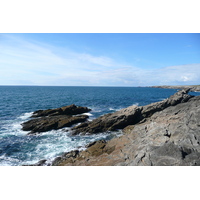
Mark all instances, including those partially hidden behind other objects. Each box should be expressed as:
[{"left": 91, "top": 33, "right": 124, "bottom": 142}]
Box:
[{"left": 151, "top": 85, "right": 200, "bottom": 92}]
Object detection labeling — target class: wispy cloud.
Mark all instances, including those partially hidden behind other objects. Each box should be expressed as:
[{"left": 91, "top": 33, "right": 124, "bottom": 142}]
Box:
[{"left": 0, "top": 34, "right": 199, "bottom": 86}]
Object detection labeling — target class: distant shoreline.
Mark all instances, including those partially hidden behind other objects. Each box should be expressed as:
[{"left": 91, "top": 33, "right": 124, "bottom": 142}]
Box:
[{"left": 151, "top": 85, "right": 200, "bottom": 92}]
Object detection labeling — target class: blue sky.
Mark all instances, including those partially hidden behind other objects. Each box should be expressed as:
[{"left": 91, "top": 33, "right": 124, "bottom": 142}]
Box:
[{"left": 0, "top": 33, "right": 199, "bottom": 86}]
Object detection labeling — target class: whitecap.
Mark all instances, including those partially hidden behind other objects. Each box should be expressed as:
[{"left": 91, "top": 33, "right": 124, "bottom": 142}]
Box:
[
  {"left": 83, "top": 112, "right": 93, "bottom": 116},
  {"left": 0, "top": 121, "right": 28, "bottom": 137},
  {"left": 18, "top": 112, "right": 33, "bottom": 121},
  {"left": 0, "top": 154, "right": 20, "bottom": 166}
]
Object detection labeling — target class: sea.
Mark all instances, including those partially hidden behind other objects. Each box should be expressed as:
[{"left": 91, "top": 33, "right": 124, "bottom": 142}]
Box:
[{"left": 0, "top": 86, "right": 199, "bottom": 166}]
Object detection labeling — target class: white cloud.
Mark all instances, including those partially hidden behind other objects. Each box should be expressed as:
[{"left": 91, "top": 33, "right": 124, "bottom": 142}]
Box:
[{"left": 0, "top": 34, "right": 200, "bottom": 86}]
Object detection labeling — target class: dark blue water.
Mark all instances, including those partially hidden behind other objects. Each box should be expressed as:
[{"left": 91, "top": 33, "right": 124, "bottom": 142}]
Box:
[{"left": 0, "top": 86, "right": 187, "bottom": 165}]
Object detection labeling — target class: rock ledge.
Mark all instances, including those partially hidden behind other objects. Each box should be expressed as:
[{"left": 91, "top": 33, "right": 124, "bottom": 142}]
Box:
[{"left": 21, "top": 104, "right": 91, "bottom": 134}]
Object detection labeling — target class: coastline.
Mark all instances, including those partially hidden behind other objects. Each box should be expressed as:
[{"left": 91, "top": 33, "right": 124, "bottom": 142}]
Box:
[
  {"left": 30, "top": 88, "right": 200, "bottom": 166},
  {"left": 151, "top": 85, "right": 200, "bottom": 92}
]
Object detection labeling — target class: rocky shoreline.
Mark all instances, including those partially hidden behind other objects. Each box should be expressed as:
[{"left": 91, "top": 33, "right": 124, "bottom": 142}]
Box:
[
  {"left": 21, "top": 104, "right": 91, "bottom": 134},
  {"left": 25, "top": 88, "right": 200, "bottom": 166},
  {"left": 151, "top": 85, "right": 200, "bottom": 92}
]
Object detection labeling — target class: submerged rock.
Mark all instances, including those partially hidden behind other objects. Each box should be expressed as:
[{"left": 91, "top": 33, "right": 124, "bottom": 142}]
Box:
[{"left": 21, "top": 104, "right": 91, "bottom": 134}]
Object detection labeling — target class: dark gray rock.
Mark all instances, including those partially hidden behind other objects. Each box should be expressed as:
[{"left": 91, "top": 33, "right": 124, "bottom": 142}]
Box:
[
  {"left": 21, "top": 104, "right": 91, "bottom": 134},
  {"left": 22, "top": 114, "right": 89, "bottom": 134},
  {"left": 32, "top": 104, "right": 91, "bottom": 118}
]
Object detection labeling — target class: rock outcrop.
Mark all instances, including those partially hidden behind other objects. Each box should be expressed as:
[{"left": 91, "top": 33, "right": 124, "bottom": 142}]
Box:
[
  {"left": 151, "top": 85, "right": 200, "bottom": 92},
  {"left": 71, "top": 105, "right": 142, "bottom": 135},
  {"left": 21, "top": 104, "right": 91, "bottom": 134},
  {"left": 52, "top": 92, "right": 200, "bottom": 166},
  {"left": 71, "top": 89, "right": 192, "bottom": 135},
  {"left": 31, "top": 104, "right": 91, "bottom": 118}
]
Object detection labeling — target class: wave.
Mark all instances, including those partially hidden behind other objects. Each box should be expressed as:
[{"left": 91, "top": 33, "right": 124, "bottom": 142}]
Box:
[
  {"left": 83, "top": 112, "right": 93, "bottom": 117},
  {"left": 0, "top": 108, "right": 124, "bottom": 166},
  {"left": 18, "top": 112, "right": 33, "bottom": 121},
  {"left": 0, "top": 112, "right": 33, "bottom": 137},
  {"left": 0, "top": 153, "right": 20, "bottom": 166}
]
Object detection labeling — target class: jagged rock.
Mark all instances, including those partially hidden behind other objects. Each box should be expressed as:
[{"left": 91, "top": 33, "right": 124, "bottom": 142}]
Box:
[
  {"left": 51, "top": 140, "right": 116, "bottom": 166},
  {"left": 32, "top": 104, "right": 91, "bottom": 118},
  {"left": 141, "top": 88, "right": 192, "bottom": 118},
  {"left": 71, "top": 105, "right": 141, "bottom": 135},
  {"left": 51, "top": 92, "right": 200, "bottom": 166},
  {"left": 21, "top": 104, "right": 91, "bottom": 134},
  {"left": 22, "top": 115, "right": 89, "bottom": 134},
  {"left": 72, "top": 89, "right": 193, "bottom": 135}
]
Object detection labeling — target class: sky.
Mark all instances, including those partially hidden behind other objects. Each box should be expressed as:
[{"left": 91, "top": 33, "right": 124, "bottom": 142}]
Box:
[{"left": 0, "top": 33, "right": 199, "bottom": 86}]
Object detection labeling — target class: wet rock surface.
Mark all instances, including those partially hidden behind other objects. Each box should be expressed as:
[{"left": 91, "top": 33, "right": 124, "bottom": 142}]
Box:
[
  {"left": 51, "top": 90, "right": 200, "bottom": 166},
  {"left": 21, "top": 104, "right": 91, "bottom": 134}
]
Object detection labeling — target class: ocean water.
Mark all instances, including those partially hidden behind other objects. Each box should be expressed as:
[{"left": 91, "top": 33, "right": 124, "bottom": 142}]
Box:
[{"left": 0, "top": 86, "right": 191, "bottom": 166}]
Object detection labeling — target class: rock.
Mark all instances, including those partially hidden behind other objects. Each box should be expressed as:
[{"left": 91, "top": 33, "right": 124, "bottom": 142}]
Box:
[
  {"left": 21, "top": 104, "right": 91, "bottom": 134},
  {"left": 51, "top": 92, "right": 200, "bottom": 166},
  {"left": 141, "top": 88, "right": 192, "bottom": 118},
  {"left": 23, "top": 159, "right": 47, "bottom": 166},
  {"left": 22, "top": 114, "right": 89, "bottom": 134},
  {"left": 71, "top": 105, "right": 142, "bottom": 135},
  {"left": 151, "top": 85, "right": 200, "bottom": 92},
  {"left": 72, "top": 89, "right": 193, "bottom": 135},
  {"left": 32, "top": 104, "right": 91, "bottom": 118},
  {"left": 51, "top": 140, "right": 116, "bottom": 166}
]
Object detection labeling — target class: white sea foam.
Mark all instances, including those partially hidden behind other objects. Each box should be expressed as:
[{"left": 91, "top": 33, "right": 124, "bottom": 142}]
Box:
[
  {"left": 1, "top": 121, "right": 27, "bottom": 137},
  {"left": 0, "top": 109, "right": 123, "bottom": 165},
  {"left": 18, "top": 112, "right": 33, "bottom": 121},
  {"left": 0, "top": 154, "right": 20, "bottom": 166},
  {"left": 83, "top": 112, "right": 93, "bottom": 116},
  {"left": 0, "top": 112, "right": 33, "bottom": 138},
  {"left": 20, "top": 129, "right": 123, "bottom": 165}
]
